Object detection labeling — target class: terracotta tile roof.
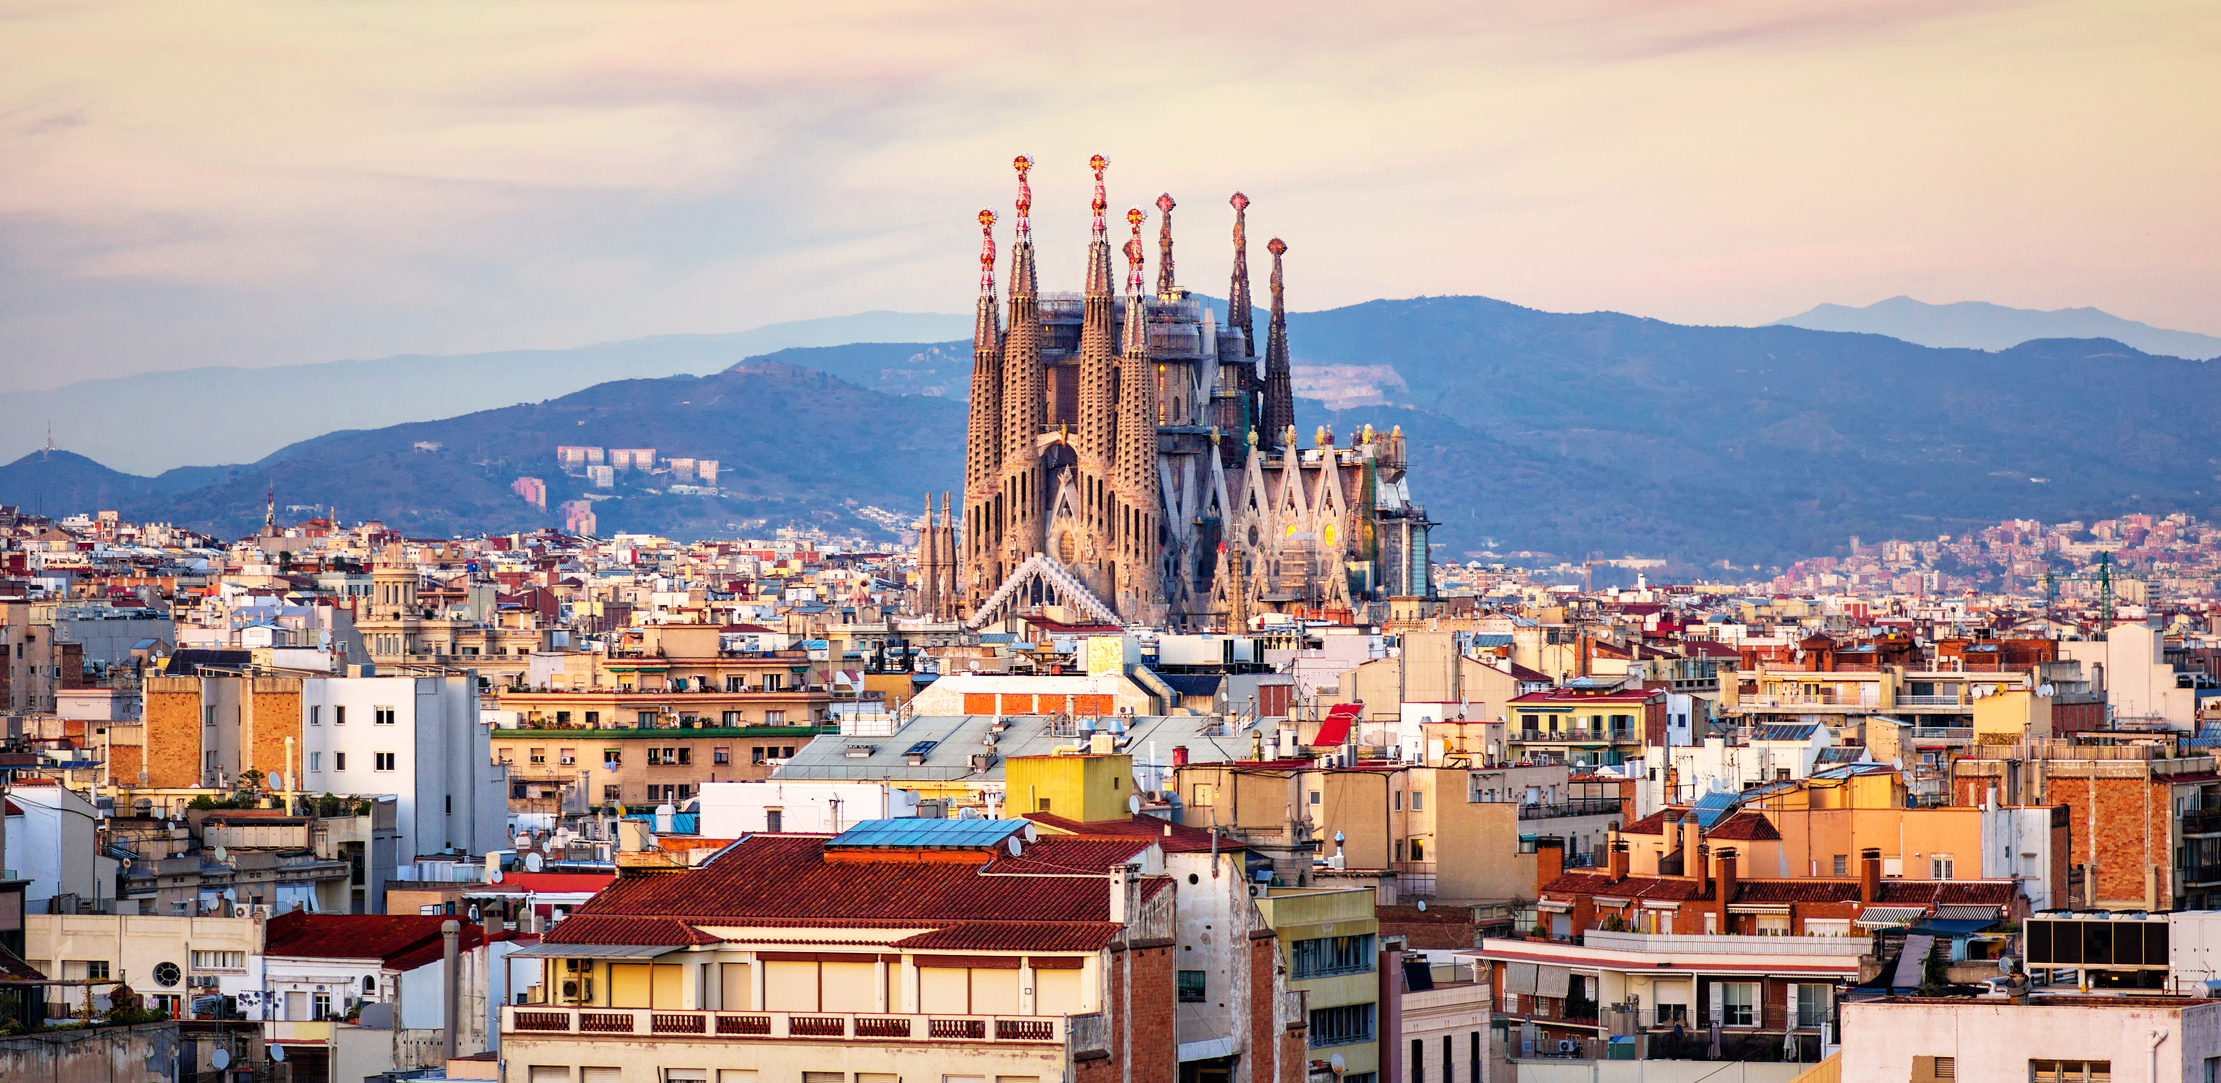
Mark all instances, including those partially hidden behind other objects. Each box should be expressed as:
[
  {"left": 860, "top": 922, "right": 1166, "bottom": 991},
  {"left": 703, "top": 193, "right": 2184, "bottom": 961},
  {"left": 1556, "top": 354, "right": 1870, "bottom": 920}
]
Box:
[
  {"left": 264, "top": 912, "right": 491, "bottom": 964},
  {"left": 551, "top": 833, "right": 1152, "bottom": 944},
  {"left": 1620, "top": 808, "right": 1685, "bottom": 836},
  {"left": 1876, "top": 880, "right": 2015, "bottom": 907},
  {"left": 1023, "top": 812, "right": 1243, "bottom": 854},
  {"left": 890, "top": 922, "right": 1122, "bottom": 952},
  {"left": 1542, "top": 873, "right": 1702, "bottom": 902},
  {"left": 1706, "top": 812, "right": 1782, "bottom": 841},
  {"left": 1729, "top": 880, "right": 1861, "bottom": 904},
  {"left": 473, "top": 873, "right": 616, "bottom": 894}
]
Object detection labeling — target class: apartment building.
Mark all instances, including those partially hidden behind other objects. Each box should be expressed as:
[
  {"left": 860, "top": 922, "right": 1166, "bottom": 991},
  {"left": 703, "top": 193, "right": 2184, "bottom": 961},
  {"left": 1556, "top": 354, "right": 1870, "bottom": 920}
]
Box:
[
  {"left": 1841, "top": 995, "right": 2221, "bottom": 1083},
  {"left": 141, "top": 670, "right": 508, "bottom": 903},
  {"left": 0, "top": 598, "right": 83, "bottom": 714},
  {"left": 356, "top": 557, "right": 550, "bottom": 681},
  {"left": 498, "top": 816, "right": 1310, "bottom": 1083},
  {"left": 1504, "top": 687, "right": 1663, "bottom": 768},
  {"left": 491, "top": 724, "right": 834, "bottom": 813},
  {"left": 496, "top": 623, "right": 835, "bottom": 728},
  {"left": 1252, "top": 887, "right": 1385, "bottom": 1083},
  {"left": 23, "top": 913, "right": 263, "bottom": 1020},
  {"left": 1953, "top": 741, "right": 2221, "bottom": 910}
]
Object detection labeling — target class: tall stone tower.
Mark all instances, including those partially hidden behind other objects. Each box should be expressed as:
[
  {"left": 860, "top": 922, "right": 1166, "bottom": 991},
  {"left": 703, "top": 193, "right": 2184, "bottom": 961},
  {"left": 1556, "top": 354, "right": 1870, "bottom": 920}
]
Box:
[
  {"left": 1072, "top": 155, "right": 1120, "bottom": 591},
  {"left": 996, "top": 157, "right": 1046, "bottom": 582},
  {"left": 961, "top": 208, "right": 1003, "bottom": 608},
  {"left": 1259, "top": 237, "right": 1295, "bottom": 451},
  {"left": 1115, "top": 209, "right": 1162, "bottom": 620}
]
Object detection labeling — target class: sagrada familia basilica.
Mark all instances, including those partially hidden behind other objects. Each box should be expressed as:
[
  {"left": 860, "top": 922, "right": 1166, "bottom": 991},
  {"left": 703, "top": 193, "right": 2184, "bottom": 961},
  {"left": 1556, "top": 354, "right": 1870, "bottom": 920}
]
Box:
[{"left": 914, "top": 156, "right": 1436, "bottom": 631}]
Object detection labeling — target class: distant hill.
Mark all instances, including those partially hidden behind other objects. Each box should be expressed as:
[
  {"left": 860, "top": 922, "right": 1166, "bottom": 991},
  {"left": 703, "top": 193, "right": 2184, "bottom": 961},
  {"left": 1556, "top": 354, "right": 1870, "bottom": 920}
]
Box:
[
  {"left": 0, "top": 311, "right": 972, "bottom": 474},
  {"left": 13, "top": 296, "right": 2221, "bottom": 567},
  {"left": 1, "top": 361, "right": 968, "bottom": 540},
  {"left": 1774, "top": 296, "right": 2221, "bottom": 359}
]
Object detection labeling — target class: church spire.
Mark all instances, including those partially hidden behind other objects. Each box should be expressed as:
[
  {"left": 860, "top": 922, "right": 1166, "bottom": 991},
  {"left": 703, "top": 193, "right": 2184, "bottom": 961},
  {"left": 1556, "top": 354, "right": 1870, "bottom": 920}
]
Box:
[
  {"left": 1155, "top": 193, "right": 1177, "bottom": 297},
  {"left": 996, "top": 154, "right": 1047, "bottom": 572},
  {"left": 1084, "top": 154, "right": 1112, "bottom": 296},
  {"left": 1077, "top": 154, "right": 1120, "bottom": 489},
  {"left": 964, "top": 208, "right": 1003, "bottom": 506},
  {"left": 1116, "top": 205, "right": 1161, "bottom": 614},
  {"left": 1260, "top": 237, "right": 1294, "bottom": 450},
  {"left": 1123, "top": 208, "right": 1148, "bottom": 354},
  {"left": 1227, "top": 193, "right": 1254, "bottom": 357}
]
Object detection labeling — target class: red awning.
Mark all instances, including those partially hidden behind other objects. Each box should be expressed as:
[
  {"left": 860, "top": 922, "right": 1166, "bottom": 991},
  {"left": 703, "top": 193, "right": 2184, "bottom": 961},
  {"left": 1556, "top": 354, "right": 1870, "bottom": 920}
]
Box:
[{"left": 1311, "top": 703, "right": 1362, "bottom": 747}]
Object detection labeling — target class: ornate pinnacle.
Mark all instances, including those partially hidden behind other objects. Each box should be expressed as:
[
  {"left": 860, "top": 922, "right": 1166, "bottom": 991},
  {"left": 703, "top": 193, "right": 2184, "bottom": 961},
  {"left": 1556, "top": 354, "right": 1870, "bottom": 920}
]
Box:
[
  {"left": 1013, "top": 156, "right": 1033, "bottom": 243},
  {"left": 1126, "top": 208, "right": 1147, "bottom": 295},
  {"left": 1089, "top": 154, "right": 1109, "bottom": 238},
  {"left": 977, "top": 209, "right": 997, "bottom": 296},
  {"left": 1156, "top": 193, "right": 1177, "bottom": 296}
]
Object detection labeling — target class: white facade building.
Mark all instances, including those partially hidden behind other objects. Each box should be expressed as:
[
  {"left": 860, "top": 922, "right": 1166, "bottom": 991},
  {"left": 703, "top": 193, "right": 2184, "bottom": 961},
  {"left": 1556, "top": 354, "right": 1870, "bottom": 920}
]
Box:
[
  {"left": 698, "top": 780, "right": 919, "bottom": 836},
  {"left": 297, "top": 675, "right": 508, "bottom": 868}
]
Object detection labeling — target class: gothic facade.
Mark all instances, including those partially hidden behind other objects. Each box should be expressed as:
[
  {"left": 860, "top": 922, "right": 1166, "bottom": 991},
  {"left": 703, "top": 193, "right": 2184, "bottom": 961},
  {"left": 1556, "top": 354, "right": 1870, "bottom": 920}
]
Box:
[{"left": 916, "top": 156, "right": 1436, "bottom": 629}]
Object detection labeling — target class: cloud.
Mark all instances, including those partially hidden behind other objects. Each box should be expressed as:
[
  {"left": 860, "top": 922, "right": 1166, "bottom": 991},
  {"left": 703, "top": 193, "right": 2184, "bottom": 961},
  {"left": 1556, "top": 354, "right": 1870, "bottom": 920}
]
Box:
[{"left": 0, "top": 0, "right": 2215, "bottom": 389}]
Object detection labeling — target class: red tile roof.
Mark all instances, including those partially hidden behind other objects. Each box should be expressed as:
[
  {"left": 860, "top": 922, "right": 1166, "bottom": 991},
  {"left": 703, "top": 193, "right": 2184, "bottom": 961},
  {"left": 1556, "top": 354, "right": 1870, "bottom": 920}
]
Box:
[
  {"left": 264, "top": 912, "right": 492, "bottom": 965},
  {"left": 1023, "top": 812, "right": 1244, "bottom": 854},
  {"left": 891, "top": 922, "right": 1122, "bottom": 952},
  {"left": 548, "top": 833, "right": 1157, "bottom": 946},
  {"left": 1706, "top": 812, "right": 1782, "bottom": 841},
  {"left": 475, "top": 873, "right": 616, "bottom": 895},
  {"left": 1510, "top": 689, "right": 1661, "bottom": 706},
  {"left": 1542, "top": 873, "right": 1702, "bottom": 901}
]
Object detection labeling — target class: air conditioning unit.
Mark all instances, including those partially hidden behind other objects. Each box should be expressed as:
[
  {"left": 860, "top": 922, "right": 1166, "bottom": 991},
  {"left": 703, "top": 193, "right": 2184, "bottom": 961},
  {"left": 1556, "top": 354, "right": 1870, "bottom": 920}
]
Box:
[
  {"left": 561, "top": 978, "right": 593, "bottom": 1003},
  {"left": 971, "top": 754, "right": 998, "bottom": 771},
  {"left": 231, "top": 905, "right": 252, "bottom": 918},
  {"left": 189, "top": 974, "right": 221, "bottom": 989}
]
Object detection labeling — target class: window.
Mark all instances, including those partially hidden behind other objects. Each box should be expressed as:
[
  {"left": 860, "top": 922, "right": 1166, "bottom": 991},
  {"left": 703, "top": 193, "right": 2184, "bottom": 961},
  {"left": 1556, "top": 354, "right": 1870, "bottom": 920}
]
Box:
[
  {"left": 513, "top": 783, "right": 528, "bottom": 799},
  {"left": 1411, "top": 839, "right": 1426, "bottom": 861},
  {"left": 782, "top": 746, "right": 794, "bottom": 758},
  {"left": 314, "top": 991, "right": 332, "bottom": 1019},
  {"left": 585, "top": 711, "right": 600, "bottom": 726},
  {"left": 763, "top": 674, "right": 783, "bottom": 692},
  {"left": 556, "top": 711, "right": 572, "bottom": 726},
  {"left": 374, "top": 752, "right": 396, "bottom": 772},
  {"left": 374, "top": 706, "right": 395, "bottom": 725},
  {"left": 765, "top": 710, "right": 786, "bottom": 725},
  {"left": 1192, "top": 784, "right": 1216, "bottom": 807},
  {"left": 1310, "top": 791, "right": 1321, "bottom": 805},
  {"left": 1309, "top": 1003, "right": 1375, "bottom": 1047},
  {"left": 2030, "top": 1062, "right": 2107, "bottom": 1083},
  {"left": 713, "top": 747, "right": 730, "bottom": 765},
  {"left": 752, "top": 747, "right": 766, "bottom": 765},
  {"left": 1038, "top": 797, "right": 1053, "bottom": 812},
  {"left": 77, "top": 960, "right": 110, "bottom": 980},
  {"left": 604, "top": 749, "right": 621, "bottom": 767},
  {"left": 308, "top": 752, "right": 322, "bottom": 772},
  {"left": 192, "top": 951, "right": 245, "bottom": 971},
  {"left": 334, "top": 752, "right": 347, "bottom": 771},
  {"left": 204, "top": 706, "right": 216, "bottom": 727},
  {"left": 766, "top": 809, "right": 783, "bottom": 832},
  {"left": 1932, "top": 853, "right": 1955, "bottom": 880},
  {"left": 1394, "top": 791, "right": 1402, "bottom": 811},
  {"left": 1292, "top": 934, "right": 1375, "bottom": 978},
  {"left": 1177, "top": 970, "right": 1206, "bottom": 1002},
  {"left": 678, "top": 748, "right": 691, "bottom": 765},
  {"left": 1412, "top": 1039, "right": 1424, "bottom": 1083},
  {"left": 334, "top": 705, "right": 346, "bottom": 725},
  {"left": 1718, "top": 982, "right": 1755, "bottom": 1026},
  {"left": 638, "top": 711, "right": 658, "bottom": 727},
  {"left": 1795, "top": 984, "right": 1831, "bottom": 1028},
  {"left": 723, "top": 711, "right": 742, "bottom": 725},
  {"left": 530, "top": 748, "right": 546, "bottom": 765},
  {"left": 1832, "top": 854, "right": 1848, "bottom": 876},
  {"left": 1411, "top": 791, "right": 1424, "bottom": 811},
  {"left": 309, "top": 706, "right": 321, "bottom": 726},
  {"left": 560, "top": 749, "right": 576, "bottom": 765}
]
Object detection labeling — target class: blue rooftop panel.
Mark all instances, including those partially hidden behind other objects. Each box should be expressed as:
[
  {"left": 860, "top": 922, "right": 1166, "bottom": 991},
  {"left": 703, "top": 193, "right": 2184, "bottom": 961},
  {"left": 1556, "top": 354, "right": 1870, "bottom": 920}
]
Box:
[
  {"left": 824, "top": 818, "right": 1028, "bottom": 849},
  {"left": 1692, "top": 791, "right": 1740, "bottom": 830}
]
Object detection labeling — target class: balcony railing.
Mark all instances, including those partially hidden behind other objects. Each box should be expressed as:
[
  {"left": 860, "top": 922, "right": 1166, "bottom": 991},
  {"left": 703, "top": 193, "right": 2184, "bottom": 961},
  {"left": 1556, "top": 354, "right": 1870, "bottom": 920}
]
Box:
[
  {"left": 1897, "top": 696, "right": 1966, "bottom": 707},
  {"left": 2182, "top": 809, "right": 2221, "bottom": 836},
  {"left": 1911, "top": 727, "right": 1974, "bottom": 740},
  {"left": 503, "top": 1006, "right": 1067, "bottom": 1044},
  {"left": 1567, "top": 931, "right": 1872, "bottom": 957},
  {"left": 1515, "top": 730, "right": 1637, "bottom": 744},
  {"left": 2182, "top": 864, "right": 2221, "bottom": 887},
  {"left": 1518, "top": 798, "right": 1624, "bottom": 820}
]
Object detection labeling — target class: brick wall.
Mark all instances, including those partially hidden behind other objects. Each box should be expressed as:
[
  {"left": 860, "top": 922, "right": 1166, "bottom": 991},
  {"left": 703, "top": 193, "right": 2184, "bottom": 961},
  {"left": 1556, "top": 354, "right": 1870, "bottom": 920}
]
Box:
[
  {"left": 243, "top": 677, "right": 304, "bottom": 780},
  {"left": 1075, "top": 938, "right": 1178, "bottom": 1083},
  {"left": 143, "top": 676, "right": 203, "bottom": 788}
]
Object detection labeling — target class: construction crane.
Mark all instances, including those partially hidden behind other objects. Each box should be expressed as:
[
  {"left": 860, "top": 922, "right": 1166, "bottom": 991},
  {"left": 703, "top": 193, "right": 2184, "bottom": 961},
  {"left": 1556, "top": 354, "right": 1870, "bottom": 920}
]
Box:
[{"left": 2042, "top": 551, "right": 2217, "bottom": 628}]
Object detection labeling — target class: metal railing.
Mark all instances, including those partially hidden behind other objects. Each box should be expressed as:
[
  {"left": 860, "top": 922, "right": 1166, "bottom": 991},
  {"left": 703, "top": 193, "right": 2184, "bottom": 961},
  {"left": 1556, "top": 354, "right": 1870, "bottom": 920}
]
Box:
[
  {"left": 503, "top": 1006, "right": 1067, "bottom": 1044},
  {"left": 1518, "top": 798, "right": 1624, "bottom": 820},
  {"left": 2182, "top": 809, "right": 2221, "bottom": 835},
  {"left": 1572, "top": 931, "right": 1871, "bottom": 957}
]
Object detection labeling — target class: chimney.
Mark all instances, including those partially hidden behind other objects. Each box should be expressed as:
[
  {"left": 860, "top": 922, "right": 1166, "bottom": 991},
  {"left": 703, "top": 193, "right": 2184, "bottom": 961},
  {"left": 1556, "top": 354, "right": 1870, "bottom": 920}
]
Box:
[
  {"left": 1608, "top": 839, "right": 1630, "bottom": 884},
  {"left": 1860, "top": 847, "right": 1882, "bottom": 905},
  {"left": 1172, "top": 745, "right": 1190, "bottom": 767},
  {"left": 441, "top": 919, "right": 461, "bottom": 1058},
  {"left": 1715, "top": 847, "right": 1738, "bottom": 931},
  {"left": 1679, "top": 813, "right": 1703, "bottom": 879},
  {"left": 1535, "top": 836, "right": 1565, "bottom": 894},
  {"left": 1108, "top": 863, "right": 1138, "bottom": 927}
]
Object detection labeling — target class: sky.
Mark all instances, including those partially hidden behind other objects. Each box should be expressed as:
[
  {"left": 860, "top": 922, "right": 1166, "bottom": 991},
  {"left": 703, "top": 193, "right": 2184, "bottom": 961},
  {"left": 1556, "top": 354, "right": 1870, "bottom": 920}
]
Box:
[{"left": 2, "top": 0, "right": 2217, "bottom": 391}]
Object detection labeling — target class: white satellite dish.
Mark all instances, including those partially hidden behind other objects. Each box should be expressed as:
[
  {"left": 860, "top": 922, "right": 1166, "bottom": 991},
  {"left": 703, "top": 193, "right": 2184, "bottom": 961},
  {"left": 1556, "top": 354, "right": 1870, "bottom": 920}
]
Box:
[
  {"left": 221, "top": 887, "right": 237, "bottom": 902},
  {"left": 213, "top": 846, "right": 229, "bottom": 864},
  {"left": 1329, "top": 1054, "right": 1347, "bottom": 1076},
  {"left": 489, "top": 868, "right": 503, "bottom": 884},
  {"left": 268, "top": 1046, "right": 285, "bottom": 1063},
  {"left": 1007, "top": 836, "right": 1023, "bottom": 856},
  {"left": 210, "top": 1050, "right": 231, "bottom": 1070},
  {"left": 1417, "top": 899, "right": 1428, "bottom": 912},
  {"left": 1127, "top": 794, "right": 1142, "bottom": 815},
  {"left": 524, "top": 852, "right": 544, "bottom": 872},
  {"left": 1024, "top": 822, "right": 1039, "bottom": 842}
]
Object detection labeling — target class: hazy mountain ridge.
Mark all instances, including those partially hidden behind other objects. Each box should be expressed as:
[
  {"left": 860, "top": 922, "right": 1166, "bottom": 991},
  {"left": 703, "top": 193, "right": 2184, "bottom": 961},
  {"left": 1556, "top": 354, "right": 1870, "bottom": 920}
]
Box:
[{"left": 1774, "top": 296, "right": 2221, "bottom": 359}]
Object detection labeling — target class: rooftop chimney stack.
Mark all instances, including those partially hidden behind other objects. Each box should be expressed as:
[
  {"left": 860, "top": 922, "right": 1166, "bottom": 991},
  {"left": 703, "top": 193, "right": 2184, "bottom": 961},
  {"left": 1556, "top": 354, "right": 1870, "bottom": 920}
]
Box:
[
  {"left": 1861, "top": 847, "right": 1882, "bottom": 905},
  {"left": 1608, "top": 839, "right": 1630, "bottom": 883},
  {"left": 1715, "top": 847, "right": 1739, "bottom": 931},
  {"left": 1535, "top": 836, "right": 1565, "bottom": 896}
]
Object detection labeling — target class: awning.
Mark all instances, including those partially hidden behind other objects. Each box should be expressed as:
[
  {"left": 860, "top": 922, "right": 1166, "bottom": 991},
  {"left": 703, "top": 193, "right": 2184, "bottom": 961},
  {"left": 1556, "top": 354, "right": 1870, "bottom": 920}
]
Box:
[
  {"left": 1935, "top": 904, "right": 2002, "bottom": 921},
  {"left": 1311, "top": 704, "right": 1362, "bottom": 748},
  {"left": 1728, "top": 904, "right": 1792, "bottom": 915},
  {"left": 1536, "top": 965, "right": 1571, "bottom": 999},
  {"left": 1503, "top": 961, "right": 1539, "bottom": 996},
  {"left": 505, "top": 944, "right": 686, "bottom": 960},
  {"left": 1537, "top": 900, "right": 1574, "bottom": 913},
  {"left": 1912, "top": 918, "right": 1999, "bottom": 937},
  {"left": 1856, "top": 906, "right": 1926, "bottom": 929}
]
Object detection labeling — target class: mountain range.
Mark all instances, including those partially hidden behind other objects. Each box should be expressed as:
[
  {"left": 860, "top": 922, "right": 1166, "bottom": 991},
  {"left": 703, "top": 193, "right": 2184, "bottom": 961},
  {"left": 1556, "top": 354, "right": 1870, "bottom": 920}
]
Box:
[
  {"left": 1775, "top": 296, "right": 2221, "bottom": 359},
  {"left": 6, "top": 296, "right": 2219, "bottom": 569}
]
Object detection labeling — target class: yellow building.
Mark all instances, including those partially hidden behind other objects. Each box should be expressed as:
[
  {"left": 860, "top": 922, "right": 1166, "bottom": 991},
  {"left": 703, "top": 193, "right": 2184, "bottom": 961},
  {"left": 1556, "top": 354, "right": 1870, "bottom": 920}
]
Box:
[
  {"left": 1004, "top": 752, "right": 1133, "bottom": 823},
  {"left": 1254, "top": 887, "right": 1382, "bottom": 1083}
]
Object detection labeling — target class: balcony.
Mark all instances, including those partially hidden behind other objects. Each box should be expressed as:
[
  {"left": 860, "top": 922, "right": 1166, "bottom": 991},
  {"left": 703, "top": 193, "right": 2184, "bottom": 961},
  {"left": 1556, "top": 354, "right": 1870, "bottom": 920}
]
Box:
[
  {"left": 2182, "top": 808, "right": 2221, "bottom": 836},
  {"left": 502, "top": 1006, "right": 1069, "bottom": 1045},
  {"left": 1911, "top": 727, "right": 1974, "bottom": 741},
  {"left": 2182, "top": 864, "right": 2221, "bottom": 887},
  {"left": 1572, "top": 931, "right": 1872, "bottom": 957},
  {"left": 1515, "top": 730, "right": 1638, "bottom": 745},
  {"left": 1897, "top": 695, "right": 1967, "bottom": 707},
  {"left": 1517, "top": 798, "right": 1624, "bottom": 820}
]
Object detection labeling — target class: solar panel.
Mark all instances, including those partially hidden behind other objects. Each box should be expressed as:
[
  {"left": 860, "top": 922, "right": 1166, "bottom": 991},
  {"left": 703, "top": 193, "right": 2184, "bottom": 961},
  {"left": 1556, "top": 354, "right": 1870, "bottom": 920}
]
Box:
[
  {"left": 1692, "top": 791, "right": 1739, "bottom": 830},
  {"left": 824, "top": 818, "right": 1029, "bottom": 849}
]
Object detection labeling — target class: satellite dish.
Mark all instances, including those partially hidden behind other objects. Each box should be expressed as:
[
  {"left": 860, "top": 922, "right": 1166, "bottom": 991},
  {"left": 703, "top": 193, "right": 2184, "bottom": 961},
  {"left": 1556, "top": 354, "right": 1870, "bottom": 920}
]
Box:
[
  {"left": 490, "top": 868, "right": 503, "bottom": 884},
  {"left": 1999, "top": 956, "right": 2017, "bottom": 974},
  {"left": 2039, "top": 684, "right": 2055, "bottom": 697},
  {"left": 1007, "top": 836, "right": 1023, "bottom": 856},
  {"left": 268, "top": 1046, "right": 285, "bottom": 1063},
  {"left": 1024, "top": 822, "right": 1039, "bottom": 842},
  {"left": 1417, "top": 899, "right": 1428, "bottom": 912},
  {"left": 214, "top": 846, "right": 229, "bottom": 864},
  {"left": 524, "top": 852, "right": 544, "bottom": 872},
  {"left": 210, "top": 1050, "right": 231, "bottom": 1071},
  {"left": 1329, "top": 1054, "right": 1347, "bottom": 1076},
  {"left": 1334, "top": 831, "right": 1345, "bottom": 843},
  {"left": 1127, "top": 794, "right": 1143, "bottom": 815},
  {"left": 221, "top": 887, "right": 237, "bottom": 902}
]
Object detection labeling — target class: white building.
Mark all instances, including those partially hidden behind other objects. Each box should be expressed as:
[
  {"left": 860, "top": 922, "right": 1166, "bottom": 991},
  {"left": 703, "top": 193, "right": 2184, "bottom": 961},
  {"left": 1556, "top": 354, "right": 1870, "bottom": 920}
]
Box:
[
  {"left": 1841, "top": 995, "right": 2221, "bottom": 1083},
  {"left": 2062, "top": 623, "right": 2205, "bottom": 729},
  {"left": 297, "top": 675, "right": 508, "bottom": 870},
  {"left": 698, "top": 780, "right": 918, "bottom": 836},
  {"left": 4, "top": 779, "right": 116, "bottom": 910}
]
